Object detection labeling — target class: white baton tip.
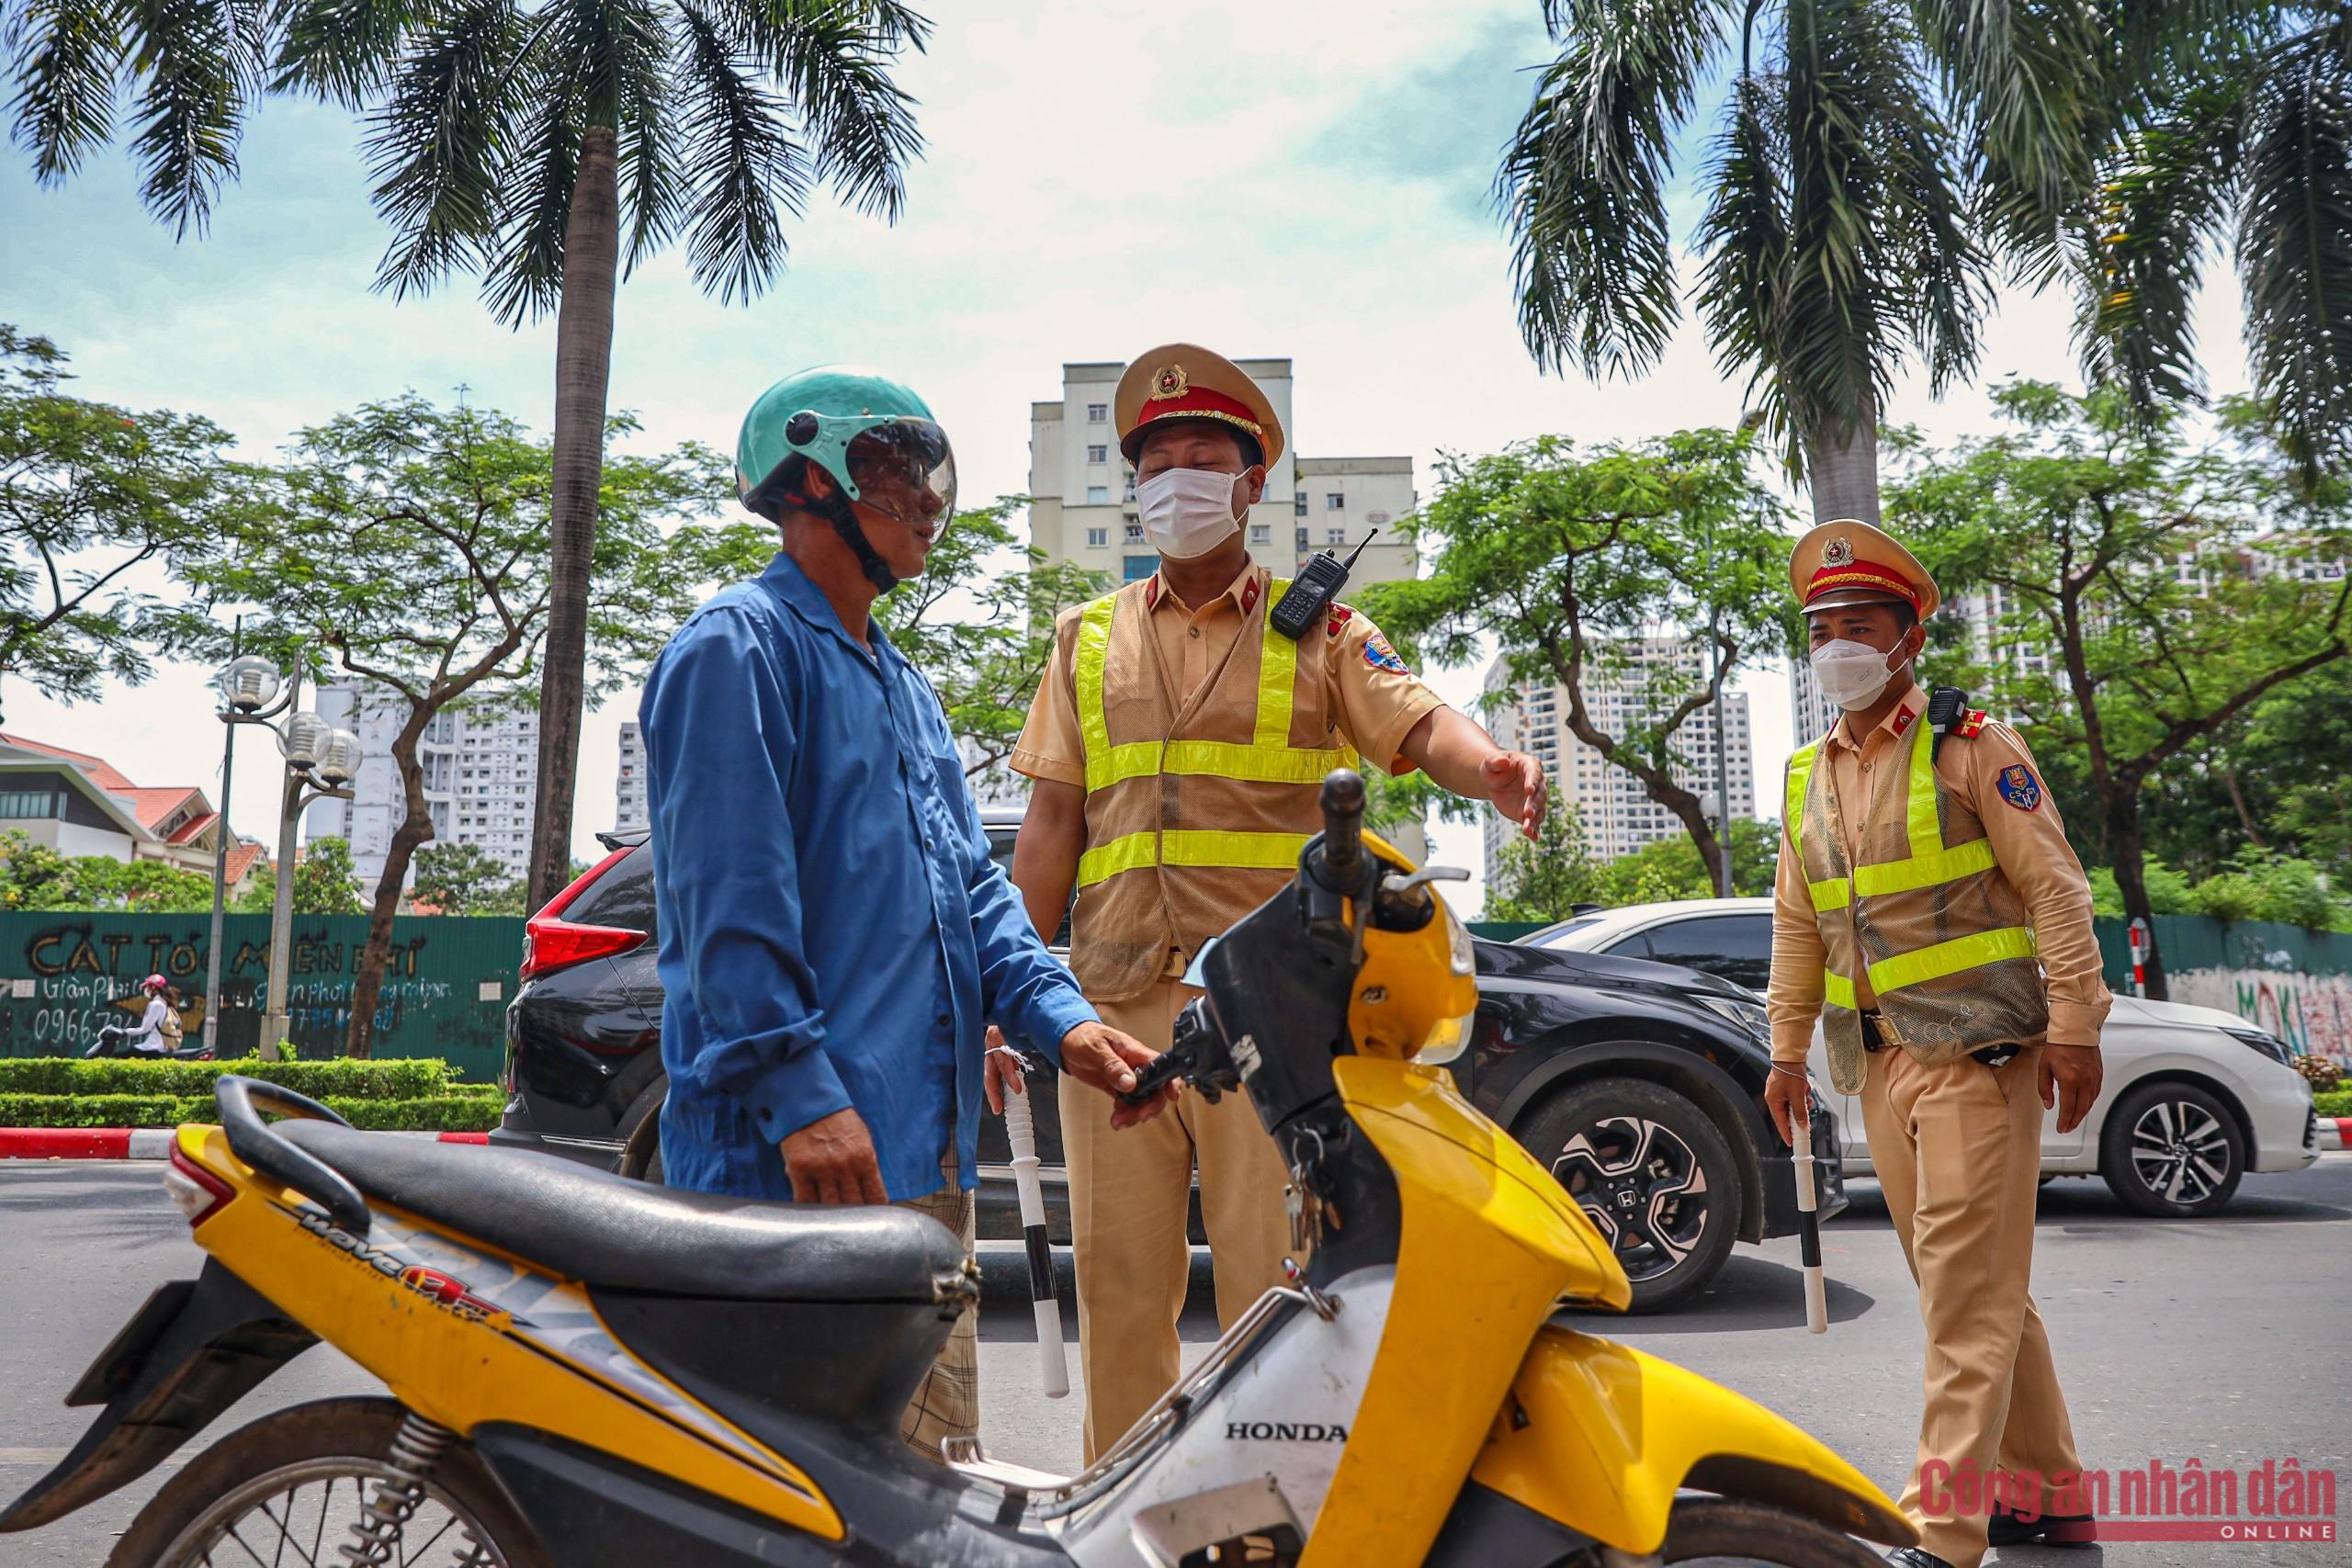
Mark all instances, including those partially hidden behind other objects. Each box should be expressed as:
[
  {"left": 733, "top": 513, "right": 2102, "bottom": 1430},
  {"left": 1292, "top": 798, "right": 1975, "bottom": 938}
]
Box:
[{"left": 1034, "top": 1298, "right": 1069, "bottom": 1399}]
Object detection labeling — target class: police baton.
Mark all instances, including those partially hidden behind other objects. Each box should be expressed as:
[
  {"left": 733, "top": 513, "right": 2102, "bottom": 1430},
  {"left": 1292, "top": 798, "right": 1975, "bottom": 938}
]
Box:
[
  {"left": 994, "top": 1043, "right": 1069, "bottom": 1398},
  {"left": 1792, "top": 1094, "right": 1828, "bottom": 1335}
]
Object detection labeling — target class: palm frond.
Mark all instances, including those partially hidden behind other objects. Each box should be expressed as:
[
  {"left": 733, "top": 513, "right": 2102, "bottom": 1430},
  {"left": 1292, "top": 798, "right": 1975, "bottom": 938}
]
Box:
[
  {"left": 121, "top": 0, "right": 256, "bottom": 234},
  {"left": 609, "top": 0, "right": 677, "bottom": 270},
  {"left": 1695, "top": 72, "right": 1794, "bottom": 436},
  {"left": 1914, "top": 0, "right": 2100, "bottom": 208},
  {"left": 479, "top": 36, "right": 583, "bottom": 324},
  {"left": 6, "top": 0, "right": 126, "bottom": 182},
  {"left": 2236, "top": 11, "right": 2352, "bottom": 491},
  {"left": 360, "top": 0, "right": 520, "bottom": 299},
  {"left": 1496, "top": 0, "right": 1730, "bottom": 378},
  {"left": 725, "top": 0, "right": 922, "bottom": 223},
  {"left": 673, "top": 0, "right": 808, "bottom": 303},
  {"left": 273, "top": 0, "right": 437, "bottom": 108}
]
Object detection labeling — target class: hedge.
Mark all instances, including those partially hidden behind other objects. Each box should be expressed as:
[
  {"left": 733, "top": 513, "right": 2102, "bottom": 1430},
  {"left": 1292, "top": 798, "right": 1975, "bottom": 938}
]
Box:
[
  {"left": 0, "top": 1056, "right": 457, "bottom": 1100},
  {"left": 0, "top": 1089, "right": 502, "bottom": 1133},
  {"left": 2314, "top": 1089, "right": 2351, "bottom": 1119}
]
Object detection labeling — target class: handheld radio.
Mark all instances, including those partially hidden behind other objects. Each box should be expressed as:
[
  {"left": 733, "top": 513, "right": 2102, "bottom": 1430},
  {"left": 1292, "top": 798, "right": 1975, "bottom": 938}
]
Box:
[{"left": 1271, "top": 529, "right": 1378, "bottom": 641}]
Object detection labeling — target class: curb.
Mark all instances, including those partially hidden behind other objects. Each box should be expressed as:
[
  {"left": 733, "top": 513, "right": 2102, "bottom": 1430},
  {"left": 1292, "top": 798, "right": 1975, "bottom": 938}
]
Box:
[
  {"left": 0, "top": 1128, "right": 490, "bottom": 1160},
  {"left": 2322, "top": 1117, "right": 2349, "bottom": 1154}
]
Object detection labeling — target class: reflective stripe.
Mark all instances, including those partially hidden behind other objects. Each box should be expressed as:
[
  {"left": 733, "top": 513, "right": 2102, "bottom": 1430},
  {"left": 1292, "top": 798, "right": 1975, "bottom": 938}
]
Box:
[
  {"left": 1905, "top": 715, "right": 1939, "bottom": 858},
  {"left": 1868, "top": 926, "right": 2038, "bottom": 995},
  {"left": 1077, "top": 577, "right": 1351, "bottom": 795},
  {"left": 1854, "top": 837, "right": 1997, "bottom": 897},
  {"left": 1077, "top": 829, "right": 1309, "bottom": 889},
  {"left": 1785, "top": 743, "right": 1819, "bottom": 853},
  {"left": 1823, "top": 972, "right": 1857, "bottom": 1010},
  {"left": 1810, "top": 877, "right": 1851, "bottom": 911}
]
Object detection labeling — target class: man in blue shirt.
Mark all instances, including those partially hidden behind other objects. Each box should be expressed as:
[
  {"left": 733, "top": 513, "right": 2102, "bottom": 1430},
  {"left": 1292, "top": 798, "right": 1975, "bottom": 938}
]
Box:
[{"left": 641, "top": 367, "right": 1169, "bottom": 1459}]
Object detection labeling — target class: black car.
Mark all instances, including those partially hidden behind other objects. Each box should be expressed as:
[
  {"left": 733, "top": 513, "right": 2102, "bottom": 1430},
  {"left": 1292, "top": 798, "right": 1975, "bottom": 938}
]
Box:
[{"left": 495, "top": 827, "right": 1843, "bottom": 1310}]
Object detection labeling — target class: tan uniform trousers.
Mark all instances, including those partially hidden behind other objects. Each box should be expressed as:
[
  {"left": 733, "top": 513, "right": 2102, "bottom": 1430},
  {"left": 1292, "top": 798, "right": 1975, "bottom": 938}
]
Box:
[
  {"left": 1058, "top": 969, "right": 1296, "bottom": 1463},
  {"left": 1860, "top": 1040, "right": 2084, "bottom": 1568}
]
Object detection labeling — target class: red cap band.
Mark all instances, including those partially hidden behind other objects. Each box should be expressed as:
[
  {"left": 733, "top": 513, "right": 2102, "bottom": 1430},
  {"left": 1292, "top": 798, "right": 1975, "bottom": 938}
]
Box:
[
  {"left": 1121, "top": 388, "right": 1266, "bottom": 460},
  {"left": 1804, "top": 560, "right": 1919, "bottom": 609}
]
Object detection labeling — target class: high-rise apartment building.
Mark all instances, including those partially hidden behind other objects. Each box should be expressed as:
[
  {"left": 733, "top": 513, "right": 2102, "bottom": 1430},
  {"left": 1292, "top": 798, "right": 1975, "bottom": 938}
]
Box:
[
  {"left": 1481, "top": 638, "right": 1756, "bottom": 881},
  {"left": 1026, "top": 358, "right": 1419, "bottom": 587},
  {"left": 306, "top": 682, "right": 541, "bottom": 888},
  {"left": 616, "top": 720, "right": 648, "bottom": 834}
]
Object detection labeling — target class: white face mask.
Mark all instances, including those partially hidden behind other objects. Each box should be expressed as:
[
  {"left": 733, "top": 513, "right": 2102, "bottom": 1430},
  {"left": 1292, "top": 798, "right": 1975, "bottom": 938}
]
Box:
[
  {"left": 1136, "top": 467, "right": 1247, "bottom": 559},
  {"left": 1810, "top": 637, "right": 1903, "bottom": 711}
]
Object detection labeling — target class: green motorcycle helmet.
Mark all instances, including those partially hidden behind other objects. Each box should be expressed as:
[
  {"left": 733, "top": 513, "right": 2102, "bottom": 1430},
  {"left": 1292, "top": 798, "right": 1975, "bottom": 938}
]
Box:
[{"left": 735, "top": 365, "right": 957, "bottom": 522}]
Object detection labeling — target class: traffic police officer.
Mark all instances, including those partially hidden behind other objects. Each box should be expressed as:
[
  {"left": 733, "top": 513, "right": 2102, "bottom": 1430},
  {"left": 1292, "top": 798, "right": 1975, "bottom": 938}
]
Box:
[
  {"left": 1763, "top": 520, "right": 2109, "bottom": 1568},
  {"left": 1009, "top": 344, "right": 1545, "bottom": 1461}
]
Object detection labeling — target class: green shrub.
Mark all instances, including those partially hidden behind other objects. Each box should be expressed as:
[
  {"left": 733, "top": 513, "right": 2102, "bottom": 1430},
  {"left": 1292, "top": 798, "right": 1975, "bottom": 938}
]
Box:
[
  {"left": 2314, "top": 1089, "right": 2352, "bottom": 1119},
  {"left": 0, "top": 1090, "right": 501, "bottom": 1132},
  {"left": 0, "top": 1056, "right": 454, "bottom": 1100}
]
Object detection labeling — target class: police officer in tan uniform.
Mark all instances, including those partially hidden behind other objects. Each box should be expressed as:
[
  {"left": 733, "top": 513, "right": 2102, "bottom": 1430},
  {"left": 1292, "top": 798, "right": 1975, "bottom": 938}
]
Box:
[
  {"left": 1764, "top": 520, "right": 2109, "bottom": 1568},
  {"left": 1008, "top": 344, "right": 1545, "bottom": 1461}
]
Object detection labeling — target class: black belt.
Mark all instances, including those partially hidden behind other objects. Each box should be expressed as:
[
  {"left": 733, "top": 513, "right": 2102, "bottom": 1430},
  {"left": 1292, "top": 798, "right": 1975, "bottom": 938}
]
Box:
[{"left": 1860, "top": 1010, "right": 2020, "bottom": 1069}]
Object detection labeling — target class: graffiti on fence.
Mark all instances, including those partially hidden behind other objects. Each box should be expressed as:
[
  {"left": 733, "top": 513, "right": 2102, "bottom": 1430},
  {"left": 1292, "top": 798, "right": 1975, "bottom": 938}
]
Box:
[{"left": 2197, "top": 970, "right": 2352, "bottom": 1066}]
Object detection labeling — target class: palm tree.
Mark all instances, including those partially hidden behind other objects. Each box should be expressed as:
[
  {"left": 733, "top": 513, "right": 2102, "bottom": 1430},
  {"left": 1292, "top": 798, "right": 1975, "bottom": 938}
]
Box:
[
  {"left": 1495, "top": 1, "right": 2352, "bottom": 517},
  {"left": 6, "top": 0, "right": 931, "bottom": 910}
]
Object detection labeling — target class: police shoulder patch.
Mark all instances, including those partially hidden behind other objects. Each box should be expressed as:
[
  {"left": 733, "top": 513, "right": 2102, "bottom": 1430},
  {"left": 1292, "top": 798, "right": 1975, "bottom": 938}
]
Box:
[
  {"left": 1362, "top": 629, "right": 1408, "bottom": 673},
  {"left": 1325, "top": 604, "right": 1355, "bottom": 638},
  {"left": 1996, "top": 762, "right": 2042, "bottom": 812}
]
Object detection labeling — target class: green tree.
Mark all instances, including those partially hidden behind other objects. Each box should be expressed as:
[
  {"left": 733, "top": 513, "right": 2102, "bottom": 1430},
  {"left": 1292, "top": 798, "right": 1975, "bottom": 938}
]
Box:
[
  {"left": 288, "top": 838, "right": 367, "bottom": 916},
  {"left": 5, "top": 0, "right": 933, "bottom": 916},
  {"left": 879, "top": 497, "right": 1111, "bottom": 784},
  {"left": 1892, "top": 381, "right": 2350, "bottom": 997},
  {"left": 411, "top": 841, "right": 521, "bottom": 916},
  {"left": 1485, "top": 790, "right": 1603, "bottom": 921},
  {"left": 1495, "top": 4, "right": 2352, "bottom": 520},
  {"left": 164, "top": 394, "right": 729, "bottom": 1055},
  {"left": 0, "top": 830, "right": 215, "bottom": 910},
  {"left": 0, "top": 328, "right": 240, "bottom": 716},
  {"left": 1365, "top": 427, "right": 1789, "bottom": 893},
  {"left": 1589, "top": 817, "right": 1782, "bottom": 905}
]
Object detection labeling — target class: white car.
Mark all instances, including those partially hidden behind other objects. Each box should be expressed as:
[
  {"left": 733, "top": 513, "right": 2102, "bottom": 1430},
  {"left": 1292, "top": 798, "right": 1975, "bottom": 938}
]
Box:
[{"left": 1522, "top": 898, "right": 2321, "bottom": 1216}]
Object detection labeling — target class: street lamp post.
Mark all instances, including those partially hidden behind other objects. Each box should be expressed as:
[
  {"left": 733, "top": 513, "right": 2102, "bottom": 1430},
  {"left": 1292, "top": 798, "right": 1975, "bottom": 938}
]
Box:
[{"left": 212, "top": 653, "right": 362, "bottom": 1060}]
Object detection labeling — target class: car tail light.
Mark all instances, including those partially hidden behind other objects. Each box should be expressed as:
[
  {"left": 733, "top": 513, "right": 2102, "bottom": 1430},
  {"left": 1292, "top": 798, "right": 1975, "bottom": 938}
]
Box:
[
  {"left": 520, "top": 917, "right": 646, "bottom": 980},
  {"left": 164, "top": 1143, "right": 234, "bottom": 1227},
  {"left": 519, "top": 846, "right": 647, "bottom": 981}
]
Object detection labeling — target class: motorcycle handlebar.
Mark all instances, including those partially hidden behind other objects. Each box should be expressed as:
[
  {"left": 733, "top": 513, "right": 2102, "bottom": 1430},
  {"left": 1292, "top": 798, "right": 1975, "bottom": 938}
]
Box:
[
  {"left": 1317, "top": 770, "right": 1366, "bottom": 889},
  {"left": 1117, "top": 1038, "right": 1194, "bottom": 1106},
  {"left": 215, "top": 1075, "right": 373, "bottom": 1236}
]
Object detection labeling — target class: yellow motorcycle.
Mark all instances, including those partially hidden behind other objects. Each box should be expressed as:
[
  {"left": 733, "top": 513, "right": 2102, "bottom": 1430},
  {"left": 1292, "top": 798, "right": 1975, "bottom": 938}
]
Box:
[{"left": 1, "top": 771, "right": 1914, "bottom": 1567}]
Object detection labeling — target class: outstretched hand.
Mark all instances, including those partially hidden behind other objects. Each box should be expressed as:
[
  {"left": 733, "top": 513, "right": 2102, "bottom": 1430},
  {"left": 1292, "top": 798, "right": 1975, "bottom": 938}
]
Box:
[{"left": 1484, "top": 750, "right": 1546, "bottom": 840}]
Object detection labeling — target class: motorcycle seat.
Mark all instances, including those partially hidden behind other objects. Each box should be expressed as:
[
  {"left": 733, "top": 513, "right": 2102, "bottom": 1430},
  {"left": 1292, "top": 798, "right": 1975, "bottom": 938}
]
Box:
[{"left": 276, "top": 1122, "right": 968, "bottom": 1304}]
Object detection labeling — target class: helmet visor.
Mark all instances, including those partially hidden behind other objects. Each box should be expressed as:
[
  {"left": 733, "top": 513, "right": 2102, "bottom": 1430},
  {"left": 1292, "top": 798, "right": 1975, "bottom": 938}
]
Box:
[{"left": 845, "top": 420, "right": 956, "bottom": 529}]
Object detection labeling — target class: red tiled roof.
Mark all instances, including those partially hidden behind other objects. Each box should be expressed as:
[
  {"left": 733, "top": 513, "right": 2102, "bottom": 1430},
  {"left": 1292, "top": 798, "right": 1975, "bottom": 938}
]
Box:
[
  {"left": 222, "top": 841, "right": 267, "bottom": 886},
  {"left": 163, "top": 809, "right": 220, "bottom": 845},
  {"left": 0, "top": 731, "right": 134, "bottom": 791},
  {"left": 121, "top": 786, "right": 203, "bottom": 832}
]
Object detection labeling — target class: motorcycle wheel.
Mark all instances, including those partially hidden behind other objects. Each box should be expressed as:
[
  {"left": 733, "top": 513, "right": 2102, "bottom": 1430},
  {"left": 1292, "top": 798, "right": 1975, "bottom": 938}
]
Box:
[
  {"left": 1654, "top": 1496, "right": 1888, "bottom": 1566},
  {"left": 108, "top": 1397, "right": 548, "bottom": 1568}
]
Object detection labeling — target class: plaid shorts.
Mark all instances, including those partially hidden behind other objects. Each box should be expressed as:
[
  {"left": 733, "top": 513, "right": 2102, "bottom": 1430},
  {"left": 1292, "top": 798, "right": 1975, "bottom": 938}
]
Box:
[{"left": 894, "top": 1146, "right": 977, "bottom": 1463}]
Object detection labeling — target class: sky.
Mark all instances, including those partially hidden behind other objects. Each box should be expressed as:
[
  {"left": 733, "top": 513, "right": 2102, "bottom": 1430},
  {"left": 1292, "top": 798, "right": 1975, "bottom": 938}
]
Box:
[{"left": 0, "top": 0, "right": 2255, "bottom": 912}]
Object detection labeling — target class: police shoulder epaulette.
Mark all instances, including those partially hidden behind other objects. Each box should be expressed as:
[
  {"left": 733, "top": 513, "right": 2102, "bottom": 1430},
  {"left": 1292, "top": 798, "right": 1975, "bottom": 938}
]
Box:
[
  {"left": 1953, "top": 709, "right": 1989, "bottom": 739},
  {"left": 1324, "top": 604, "right": 1355, "bottom": 638}
]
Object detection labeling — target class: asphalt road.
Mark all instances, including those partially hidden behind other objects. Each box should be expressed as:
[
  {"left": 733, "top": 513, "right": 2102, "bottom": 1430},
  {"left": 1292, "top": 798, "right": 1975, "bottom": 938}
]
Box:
[{"left": 2, "top": 1155, "right": 2346, "bottom": 1566}]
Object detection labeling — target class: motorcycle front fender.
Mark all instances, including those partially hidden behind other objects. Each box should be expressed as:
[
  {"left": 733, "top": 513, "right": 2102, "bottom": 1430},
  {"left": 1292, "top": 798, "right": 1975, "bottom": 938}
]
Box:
[{"left": 1468, "top": 1325, "right": 1917, "bottom": 1553}]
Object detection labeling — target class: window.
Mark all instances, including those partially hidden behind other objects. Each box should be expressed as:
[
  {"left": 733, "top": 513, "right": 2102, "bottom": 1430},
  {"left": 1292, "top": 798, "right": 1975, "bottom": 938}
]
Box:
[
  {"left": 1085, "top": 526, "right": 1109, "bottom": 547},
  {"left": 1325, "top": 493, "right": 1345, "bottom": 510},
  {"left": 1087, "top": 485, "right": 1110, "bottom": 504},
  {"left": 0, "top": 789, "right": 53, "bottom": 818},
  {"left": 1250, "top": 524, "right": 1271, "bottom": 544},
  {"left": 1611, "top": 914, "right": 1776, "bottom": 992},
  {"left": 1087, "top": 444, "right": 1108, "bottom": 464},
  {"left": 1124, "top": 523, "right": 1145, "bottom": 545},
  {"left": 1123, "top": 555, "right": 1157, "bottom": 581},
  {"left": 1123, "top": 477, "right": 1136, "bottom": 501},
  {"left": 1086, "top": 402, "right": 1107, "bottom": 422},
  {"left": 1295, "top": 527, "right": 1309, "bottom": 550},
  {"left": 1294, "top": 490, "right": 1308, "bottom": 517},
  {"left": 1326, "top": 527, "right": 1348, "bottom": 547}
]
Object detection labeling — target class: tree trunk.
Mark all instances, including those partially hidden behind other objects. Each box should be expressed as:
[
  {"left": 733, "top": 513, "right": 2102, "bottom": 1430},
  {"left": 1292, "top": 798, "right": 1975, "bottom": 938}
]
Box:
[
  {"left": 527, "top": 124, "right": 621, "bottom": 916},
  {"left": 2105, "top": 786, "right": 2169, "bottom": 1001},
  {"left": 1803, "top": 416, "right": 1880, "bottom": 526},
  {"left": 1662, "top": 786, "right": 1728, "bottom": 896},
  {"left": 346, "top": 717, "right": 437, "bottom": 1058}
]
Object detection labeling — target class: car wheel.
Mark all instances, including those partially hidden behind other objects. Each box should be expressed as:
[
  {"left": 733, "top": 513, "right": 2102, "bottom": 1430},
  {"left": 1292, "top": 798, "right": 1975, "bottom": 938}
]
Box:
[
  {"left": 1520, "top": 1077, "right": 1739, "bottom": 1313},
  {"left": 2099, "top": 1080, "right": 2244, "bottom": 1217}
]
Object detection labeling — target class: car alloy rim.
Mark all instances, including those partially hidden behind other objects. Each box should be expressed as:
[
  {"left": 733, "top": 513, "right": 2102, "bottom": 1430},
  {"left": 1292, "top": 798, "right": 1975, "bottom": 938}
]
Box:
[
  {"left": 1552, "top": 1113, "right": 1710, "bottom": 1280},
  {"left": 2129, "top": 1099, "right": 2232, "bottom": 1207}
]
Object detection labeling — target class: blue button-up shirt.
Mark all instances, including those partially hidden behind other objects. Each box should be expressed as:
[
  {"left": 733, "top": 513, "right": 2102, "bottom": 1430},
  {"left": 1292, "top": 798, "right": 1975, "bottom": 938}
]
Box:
[{"left": 640, "top": 551, "right": 1097, "bottom": 1201}]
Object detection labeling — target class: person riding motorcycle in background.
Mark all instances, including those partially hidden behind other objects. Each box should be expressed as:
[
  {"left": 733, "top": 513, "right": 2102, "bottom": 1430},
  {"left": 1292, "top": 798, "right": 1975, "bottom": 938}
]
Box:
[
  {"left": 637, "top": 366, "right": 1175, "bottom": 1463},
  {"left": 129, "top": 975, "right": 172, "bottom": 1054}
]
